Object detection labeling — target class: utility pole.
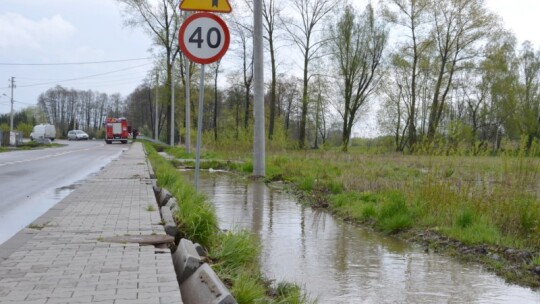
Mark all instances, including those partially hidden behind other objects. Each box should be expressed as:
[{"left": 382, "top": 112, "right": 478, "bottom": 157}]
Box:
[
  {"left": 8, "top": 77, "right": 15, "bottom": 133},
  {"left": 253, "top": 0, "right": 265, "bottom": 177},
  {"left": 155, "top": 72, "right": 159, "bottom": 140}
]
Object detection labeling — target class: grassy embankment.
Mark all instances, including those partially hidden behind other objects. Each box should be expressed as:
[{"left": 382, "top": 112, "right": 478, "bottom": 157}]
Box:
[
  {"left": 162, "top": 139, "right": 540, "bottom": 288},
  {"left": 144, "top": 142, "right": 312, "bottom": 304}
]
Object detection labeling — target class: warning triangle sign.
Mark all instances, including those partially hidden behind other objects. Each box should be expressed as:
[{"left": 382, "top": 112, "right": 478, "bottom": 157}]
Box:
[{"left": 180, "top": 0, "right": 232, "bottom": 13}]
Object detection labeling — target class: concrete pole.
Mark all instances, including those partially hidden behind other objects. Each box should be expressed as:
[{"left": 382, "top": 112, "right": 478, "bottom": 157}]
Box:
[
  {"left": 155, "top": 73, "right": 159, "bottom": 140},
  {"left": 9, "top": 77, "right": 15, "bottom": 133},
  {"left": 253, "top": 0, "right": 266, "bottom": 177},
  {"left": 170, "top": 62, "right": 175, "bottom": 146}
]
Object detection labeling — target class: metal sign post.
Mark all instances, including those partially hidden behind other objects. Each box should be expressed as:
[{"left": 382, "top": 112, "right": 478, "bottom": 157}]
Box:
[
  {"left": 194, "top": 64, "right": 205, "bottom": 190},
  {"left": 179, "top": 12, "right": 230, "bottom": 190}
]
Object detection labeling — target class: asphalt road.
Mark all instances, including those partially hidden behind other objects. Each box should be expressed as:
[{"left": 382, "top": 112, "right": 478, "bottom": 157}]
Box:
[{"left": 0, "top": 139, "right": 128, "bottom": 244}]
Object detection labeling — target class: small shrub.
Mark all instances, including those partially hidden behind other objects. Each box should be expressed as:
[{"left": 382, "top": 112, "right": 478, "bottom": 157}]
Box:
[
  {"left": 532, "top": 254, "right": 540, "bottom": 266},
  {"left": 274, "top": 282, "right": 311, "bottom": 304},
  {"left": 231, "top": 273, "right": 266, "bottom": 304},
  {"left": 297, "top": 177, "right": 314, "bottom": 191},
  {"left": 361, "top": 205, "right": 377, "bottom": 220},
  {"left": 378, "top": 191, "right": 408, "bottom": 219},
  {"left": 444, "top": 218, "right": 502, "bottom": 246},
  {"left": 329, "top": 193, "right": 349, "bottom": 209},
  {"left": 241, "top": 161, "right": 253, "bottom": 173},
  {"left": 376, "top": 192, "right": 413, "bottom": 233},
  {"left": 326, "top": 180, "right": 344, "bottom": 194},
  {"left": 211, "top": 230, "right": 260, "bottom": 273},
  {"left": 359, "top": 192, "right": 379, "bottom": 203},
  {"left": 379, "top": 213, "right": 412, "bottom": 233},
  {"left": 455, "top": 208, "right": 474, "bottom": 229}
]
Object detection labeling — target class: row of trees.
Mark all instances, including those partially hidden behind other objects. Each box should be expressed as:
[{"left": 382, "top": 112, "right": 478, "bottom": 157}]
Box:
[
  {"left": 115, "top": 0, "right": 539, "bottom": 154},
  {"left": 36, "top": 86, "right": 126, "bottom": 137},
  {"left": 115, "top": 0, "right": 388, "bottom": 150},
  {"left": 2, "top": 86, "right": 130, "bottom": 138},
  {"left": 8, "top": 0, "right": 539, "bottom": 155},
  {"left": 378, "top": 0, "right": 540, "bottom": 154}
]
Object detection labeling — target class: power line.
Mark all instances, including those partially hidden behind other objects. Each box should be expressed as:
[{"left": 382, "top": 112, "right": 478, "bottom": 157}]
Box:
[
  {"left": 0, "top": 57, "right": 153, "bottom": 66},
  {"left": 11, "top": 63, "right": 152, "bottom": 89},
  {"left": 18, "top": 73, "right": 148, "bottom": 86}
]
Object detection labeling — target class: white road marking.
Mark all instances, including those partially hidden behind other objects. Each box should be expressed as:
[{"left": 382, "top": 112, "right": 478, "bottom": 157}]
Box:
[{"left": 0, "top": 146, "right": 101, "bottom": 167}]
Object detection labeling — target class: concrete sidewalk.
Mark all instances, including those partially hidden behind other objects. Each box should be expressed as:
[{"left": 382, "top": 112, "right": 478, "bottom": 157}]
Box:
[{"left": 0, "top": 142, "right": 182, "bottom": 304}]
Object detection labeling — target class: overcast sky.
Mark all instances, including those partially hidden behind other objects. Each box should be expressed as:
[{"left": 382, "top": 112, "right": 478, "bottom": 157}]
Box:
[{"left": 1, "top": 0, "right": 539, "bottom": 121}]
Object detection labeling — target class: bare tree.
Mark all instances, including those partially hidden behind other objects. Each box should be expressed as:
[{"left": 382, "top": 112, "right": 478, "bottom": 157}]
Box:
[
  {"left": 229, "top": 20, "right": 254, "bottom": 129},
  {"left": 329, "top": 4, "right": 387, "bottom": 151},
  {"left": 517, "top": 41, "right": 540, "bottom": 148},
  {"left": 383, "top": 0, "right": 431, "bottom": 150},
  {"left": 275, "top": 75, "right": 301, "bottom": 132},
  {"left": 284, "top": 0, "right": 339, "bottom": 148},
  {"left": 117, "top": 0, "right": 182, "bottom": 144},
  {"left": 377, "top": 63, "right": 409, "bottom": 152},
  {"left": 426, "top": 0, "right": 496, "bottom": 140},
  {"left": 211, "top": 60, "right": 222, "bottom": 141},
  {"left": 310, "top": 74, "right": 330, "bottom": 148},
  {"left": 37, "top": 86, "right": 121, "bottom": 137}
]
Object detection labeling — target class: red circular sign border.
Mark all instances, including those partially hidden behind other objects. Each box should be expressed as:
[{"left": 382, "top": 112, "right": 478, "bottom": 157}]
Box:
[{"left": 179, "top": 12, "right": 230, "bottom": 65}]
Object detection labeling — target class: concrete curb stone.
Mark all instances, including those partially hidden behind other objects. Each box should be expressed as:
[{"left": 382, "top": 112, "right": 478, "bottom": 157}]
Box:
[
  {"left": 161, "top": 206, "right": 177, "bottom": 237},
  {"left": 158, "top": 189, "right": 172, "bottom": 207},
  {"left": 180, "top": 263, "right": 237, "bottom": 304},
  {"left": 172, "top": 238, "right": 203, "bottom": 284}
]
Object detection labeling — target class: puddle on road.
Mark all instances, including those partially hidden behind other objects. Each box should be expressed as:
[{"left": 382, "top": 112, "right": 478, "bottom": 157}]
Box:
[
  {"left": 0, "top": 182, "right": 80, "bottom": 244},
  {"left": 0, "top": 151, "right": 121, "bottom": 245},
  {"left": 186, "top": 171, "right": 540, "bottom": 304}
]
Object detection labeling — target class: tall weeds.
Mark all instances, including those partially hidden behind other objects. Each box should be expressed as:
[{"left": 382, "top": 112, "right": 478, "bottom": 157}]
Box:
[{"left": 240, "top": 146, "right": 540, "bottom": 249}]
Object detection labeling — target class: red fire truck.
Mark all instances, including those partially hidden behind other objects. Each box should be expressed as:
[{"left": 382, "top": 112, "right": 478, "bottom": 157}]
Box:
[{"left": 105, "top": 117, "right": 129, "bottom": 144}]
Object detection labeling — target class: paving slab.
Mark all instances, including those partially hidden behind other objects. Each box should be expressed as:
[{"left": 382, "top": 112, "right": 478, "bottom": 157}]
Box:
[{"left": 0, "top": 142, "right": 182, "bottom": 303}]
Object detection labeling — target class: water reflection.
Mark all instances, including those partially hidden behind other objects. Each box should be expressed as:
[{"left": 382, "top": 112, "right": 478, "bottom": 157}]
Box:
[
  {"left": 191, "top": 171, "right": 540, "bottom": 303},
  {"left": 0, "top": 183, "right": 79, "bottom": 244}
]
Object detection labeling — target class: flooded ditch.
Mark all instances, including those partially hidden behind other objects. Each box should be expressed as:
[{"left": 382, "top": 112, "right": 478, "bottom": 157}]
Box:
[{"left": 184, "top": 170, "right": 539, "bottom": 303}]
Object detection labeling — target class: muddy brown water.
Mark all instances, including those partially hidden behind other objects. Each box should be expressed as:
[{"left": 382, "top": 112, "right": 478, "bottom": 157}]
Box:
[{"left": 186, "top": 171, "right": 540, "bottom": 303}]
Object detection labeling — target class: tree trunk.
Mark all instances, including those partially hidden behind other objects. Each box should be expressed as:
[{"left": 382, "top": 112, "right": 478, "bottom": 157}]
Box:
[
  {"left": 268, "top": 37, "right": 277, "bottom": 140},
  {"left": 299, "top": 55, "right": 309, "bottom": 148}
]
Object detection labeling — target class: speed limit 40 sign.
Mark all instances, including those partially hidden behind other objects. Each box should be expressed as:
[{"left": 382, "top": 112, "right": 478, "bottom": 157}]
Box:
[{"left": 179, "top": 13, "right": 230, "bottom": 64}]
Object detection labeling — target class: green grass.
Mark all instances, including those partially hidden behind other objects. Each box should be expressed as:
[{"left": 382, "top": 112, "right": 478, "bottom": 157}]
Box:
[
  {"left": 532, "top": 254, "right": 540, "bottom": 266},
  {"left": 329, "top": 191, "right": 413, "bottom": 234},
  {"left": 27, "top": 223, "right": 46, "bottom": 230},
  {"left": 210, "top": 230, "right": 260, "bottom": 273},
  {"left": 144, "top": 141, "right": 311, "bottom": 303},
  {"left": 230, "top": 272, "right": 267, "bottom": 304},
  {"left": 147, "top": 146, "right": 218, "bottom": 248},
  {"left": 443, "top": 219, "right": 502, "bottom": 246},
  {"left": 274, "top": 282, "right": 312, "bottom": 304},
  {"left": 145, "top": 204, "right": 156, "bottom": 212}
]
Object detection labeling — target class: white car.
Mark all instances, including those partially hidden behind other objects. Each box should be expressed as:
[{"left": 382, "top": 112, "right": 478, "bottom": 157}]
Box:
[{"left": 67, "top": 130, "right": 89, "bottom": 141}]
